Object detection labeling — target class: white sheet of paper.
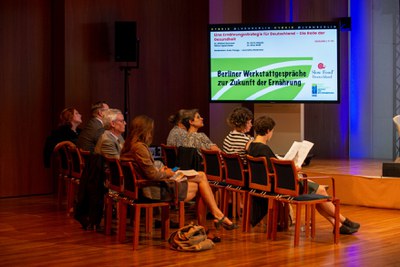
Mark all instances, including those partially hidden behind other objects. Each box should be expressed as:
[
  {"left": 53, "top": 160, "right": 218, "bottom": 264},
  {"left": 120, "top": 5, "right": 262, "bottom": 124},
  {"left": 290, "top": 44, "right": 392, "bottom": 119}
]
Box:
[{"left": 283, "top": 140, "right": 314, "bottom": 167}]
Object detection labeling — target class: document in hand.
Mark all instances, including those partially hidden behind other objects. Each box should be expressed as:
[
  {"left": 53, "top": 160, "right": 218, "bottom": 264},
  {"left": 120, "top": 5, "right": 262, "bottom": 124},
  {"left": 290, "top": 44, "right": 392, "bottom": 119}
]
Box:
[
  {"left": 281, "top": 140, "right": 314, "bottom": 168},
  {"left": 170, "top": 169, "right": 199, "bottom": 181}
]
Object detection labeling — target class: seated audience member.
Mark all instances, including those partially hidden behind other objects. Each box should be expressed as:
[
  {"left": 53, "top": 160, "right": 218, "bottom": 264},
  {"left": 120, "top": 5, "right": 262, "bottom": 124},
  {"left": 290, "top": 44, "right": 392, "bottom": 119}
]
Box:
[
  {"left": 94, "top": 109, "right": 126, "bottom": 159},
  {"left": 247, "top": 115, "right": 361, "bottom": 235},
  {"left": 43, "top": 107, "right": 82, "bottom": 168},
  {"left": 77, "top": 101, "right": 109, "bottom": 153},
  {"left": 120, "top": 115, "right": 238, "bottom": 232},
  {"left": 166, "top": 109, "right": 188, "bottom": 147},
  {"left": 222, "top": 106, "right": 254, "bottom": 162},
  {"left": 181, "top": 109, "right": 221, "bottom": 154}
]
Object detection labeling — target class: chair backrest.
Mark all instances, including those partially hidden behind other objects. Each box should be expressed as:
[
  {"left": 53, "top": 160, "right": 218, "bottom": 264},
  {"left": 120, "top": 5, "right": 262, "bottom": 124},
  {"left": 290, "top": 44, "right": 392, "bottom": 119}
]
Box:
[
  {"left": 221, "top": 152, "right": 247, "bottom": 187},
  {"left": 177, "top": 146, "right": 203, "bottom": 171},
  {"left": 79, "top": 149, "right": 91, "bottom": 167},
  {"left": 270, "top": 158, "right": 299, "bottom": 196},
  {"left": 67, "top": 145, "right": 84, "bottom": 179},
  {"left": 104, "top": 157, "right": 124, "bottom": 193},
  {"left": 201, "top": 149, "right": 224, "bottom": 183},
  {"left": 53, "top": 141, "right": 75, "bottom": 176},
  {"left": 160, "top": 144, "right": 178, "bottom": 168},
  {"left": 120, "top": 160, "right": 139, "bottom": 200},
  {"left": 246, "top": 155, "right": 273, "bottom": 192}
]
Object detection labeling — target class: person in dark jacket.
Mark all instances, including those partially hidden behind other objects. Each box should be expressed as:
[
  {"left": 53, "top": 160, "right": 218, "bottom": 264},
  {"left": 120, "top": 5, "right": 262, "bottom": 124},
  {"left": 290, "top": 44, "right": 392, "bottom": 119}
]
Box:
[
  {"left": 43, "top": 107, "right": 82, "bottom": 168},
  {"left": 76, "top": 101, "right": 109, "bottom": 153}
]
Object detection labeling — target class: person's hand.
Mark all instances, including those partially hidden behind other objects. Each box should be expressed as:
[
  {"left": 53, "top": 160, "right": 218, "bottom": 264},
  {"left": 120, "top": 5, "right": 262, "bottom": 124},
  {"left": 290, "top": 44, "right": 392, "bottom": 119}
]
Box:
[{"left": 164, "top": 168, "right": 175, "bottom": 177}]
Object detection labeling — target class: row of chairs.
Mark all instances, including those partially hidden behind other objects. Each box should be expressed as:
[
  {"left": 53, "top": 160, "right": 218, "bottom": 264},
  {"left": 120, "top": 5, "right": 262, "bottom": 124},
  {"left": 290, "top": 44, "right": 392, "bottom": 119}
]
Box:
[
  {"left": 53, "top": 142, "right": 340, "bottom": 247},
  {"left": 161, "top": 144, "right": 340, "bottom": 246},
  {"left": 52, "top": 142, "right": 187, "bottom": 250},
  {"left": 103, "top": 158, "right": 172, "bottom": 250}
]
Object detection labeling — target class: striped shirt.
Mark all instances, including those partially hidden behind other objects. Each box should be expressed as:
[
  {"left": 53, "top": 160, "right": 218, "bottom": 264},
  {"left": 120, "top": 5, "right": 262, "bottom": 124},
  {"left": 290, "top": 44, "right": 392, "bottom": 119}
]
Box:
[{"left": 223, "top": 131, "right": 253, "bottom": 161}]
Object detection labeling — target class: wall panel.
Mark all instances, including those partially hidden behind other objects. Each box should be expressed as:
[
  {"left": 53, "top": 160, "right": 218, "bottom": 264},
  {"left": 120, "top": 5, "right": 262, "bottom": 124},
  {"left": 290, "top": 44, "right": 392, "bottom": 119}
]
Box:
[
  {"left": 294, "top": 0, "right": 349, "bottom": 158},
  {"left": 0, "top": 0, "right": 53, "bottom": 197}
]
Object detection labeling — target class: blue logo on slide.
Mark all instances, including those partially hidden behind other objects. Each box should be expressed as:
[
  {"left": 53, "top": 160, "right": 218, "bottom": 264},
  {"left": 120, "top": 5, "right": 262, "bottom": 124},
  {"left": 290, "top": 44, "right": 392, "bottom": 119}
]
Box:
[{"left": 312, "top": 84, "right": 317, "bottom": 97}]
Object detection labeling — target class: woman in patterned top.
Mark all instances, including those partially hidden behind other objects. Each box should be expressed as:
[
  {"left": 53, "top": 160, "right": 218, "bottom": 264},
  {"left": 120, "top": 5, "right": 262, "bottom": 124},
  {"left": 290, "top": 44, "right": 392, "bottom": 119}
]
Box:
[
  {"left": 181, "top": 109, "right": 221, "bottom": 154},
  {"left": 222, "top": 107, "right": 253, "bottom": 163},
  {"left": 166, "top": 109, "right": 188, "bottom": 147}
]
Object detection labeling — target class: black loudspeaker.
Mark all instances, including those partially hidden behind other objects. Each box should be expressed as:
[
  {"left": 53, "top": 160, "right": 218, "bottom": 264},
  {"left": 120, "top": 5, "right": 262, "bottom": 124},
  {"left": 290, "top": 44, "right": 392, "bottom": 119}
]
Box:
[
  {"left": 382, "top": 163, "right": 400, "bottom": 177},
  {"left": 115, "top": 21, "right": 137, "bottom": 62}
]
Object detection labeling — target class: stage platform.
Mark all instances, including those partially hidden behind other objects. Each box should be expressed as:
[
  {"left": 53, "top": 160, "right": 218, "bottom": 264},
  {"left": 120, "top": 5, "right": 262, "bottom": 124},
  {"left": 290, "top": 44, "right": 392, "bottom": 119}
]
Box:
[{"left": 303, "top": 159, "right": 400, "bottom": 209}]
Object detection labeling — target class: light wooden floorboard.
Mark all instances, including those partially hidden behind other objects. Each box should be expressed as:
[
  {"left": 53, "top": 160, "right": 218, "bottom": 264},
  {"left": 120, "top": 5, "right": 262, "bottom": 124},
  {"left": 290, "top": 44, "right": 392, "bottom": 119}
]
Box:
[{"left": 1, "top": 195, "right": 400, "bottom": 266}]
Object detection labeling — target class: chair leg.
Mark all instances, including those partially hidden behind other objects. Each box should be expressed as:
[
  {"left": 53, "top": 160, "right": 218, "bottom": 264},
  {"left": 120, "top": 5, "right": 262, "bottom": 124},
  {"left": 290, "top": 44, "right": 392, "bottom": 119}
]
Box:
[
  {"left": 104, "top": 196, "right": 113, "bottom": 235},
  {"left": 266, "top": 198, "right": 274, "bottom": 239},
  {"left": 333, "top": 199, "right": 340, "bottom": 244},
  {"left": 271, "top": 200, "right": 279, "bottom": 240},
  {"left": 178, "top": 201, "right": 185, "bottom": 228},
  {"left": 161, "top": 205, "right": 170, "bottom": 240},
  {"left": 133, "top": 205, "right": 140, "bottom": 250},
  {"left": 65, "top": 178, "right": 72, "bottom": 214},
  {"left": 196, "top": 196, "right": 207, "bottom": 227},
  {"left": 294, "top": 204, "right": 302, "bottom": 247},
  {"left": 310, "top": 204, "right": 316, "bottom": 239},
  {"left": 241, "top": 193, "right": 248, "bottom": 232},
  {"left": 57, "top": 174, "right": 64, "bottom": 207},
  {"left": 67, "top": 180, "right": 77, "bottom": 216},
  {"left": 244, "top": 195, "right": 252, "bottom": 233},
  {"left": 145, "top": 207, "right": 153, "bottom": 234},
  {"left": 118, "top": 201, "right": 127, "bottom": 243},
  {"left": 283, "top": 204, "right": 290, "bottom": 230}
]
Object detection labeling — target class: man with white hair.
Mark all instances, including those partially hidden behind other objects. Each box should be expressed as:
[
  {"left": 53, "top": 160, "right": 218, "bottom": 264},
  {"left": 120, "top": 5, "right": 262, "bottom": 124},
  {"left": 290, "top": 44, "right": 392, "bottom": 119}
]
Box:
[{"left": 94, "top": 108, "right": 126, "bottom": 158}]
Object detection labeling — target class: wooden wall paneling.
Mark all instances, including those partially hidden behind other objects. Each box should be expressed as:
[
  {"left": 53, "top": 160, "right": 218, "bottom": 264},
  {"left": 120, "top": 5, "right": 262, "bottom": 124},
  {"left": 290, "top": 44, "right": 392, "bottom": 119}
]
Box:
[
  {"left": 132, "top": 0, "right": 210, "bottom": 145},
  {"left": 0, "top": 0, "right": 53, "bottom": 197},
  {"left": 293, "top": 0, "right": 349, "bottom": 158},
  {"left": 62, "top": 0, "right": 209, "bottom": 145},
  {"left": 242, "top": 0, "right": 290, "bottom": 23},
  {"left": 63, "top": 0, "right": 139, "bottom": 126}
]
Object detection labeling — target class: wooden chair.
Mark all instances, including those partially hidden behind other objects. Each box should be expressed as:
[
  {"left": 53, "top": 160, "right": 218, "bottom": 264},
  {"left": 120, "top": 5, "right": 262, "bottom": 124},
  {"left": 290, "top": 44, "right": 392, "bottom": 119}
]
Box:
[
  {"left": 74, "top": 152, "right": 106, "bottom": 230},
  {"left": 103, "top": 156, "right": 125, "bottom": 236},
  {"left": 221, "top": 152, "right": 248, "bottom": 231},
  {"left": 245, "top": 155, "right": 276, "bottom": 235},
  {"left": 200, "top": 149, "right": 225, "bottom": 210},
  {"left": 66, "top": 145, "right": 85, "bottom": 216},
  {"left": 53, "top": 141, "right": 74, "bottom": 209},
  {"left": 78, "top": 149, "right": 91, "bottom": 166},
  {"left": 270, "top": 158, "right": 340, "bottom": 246},
  {"left": 160, "top": 144, "right": 178, "bottom": 168},
  {"left": 176, "top": 146, "right": 203, "bottom": 171},
  {"left": 119, "top": 160, "right": 170, "bottom": 250}
]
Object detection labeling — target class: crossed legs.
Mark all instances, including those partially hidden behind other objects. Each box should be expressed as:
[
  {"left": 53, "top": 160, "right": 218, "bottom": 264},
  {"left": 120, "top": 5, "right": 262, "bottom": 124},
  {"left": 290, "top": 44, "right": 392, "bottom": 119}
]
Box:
[
  {"left": 314, "top": 185, "right": 346, "bottom": 225},
  {"left": 185, "top": 171, "right": 233, "bottom": 226}
]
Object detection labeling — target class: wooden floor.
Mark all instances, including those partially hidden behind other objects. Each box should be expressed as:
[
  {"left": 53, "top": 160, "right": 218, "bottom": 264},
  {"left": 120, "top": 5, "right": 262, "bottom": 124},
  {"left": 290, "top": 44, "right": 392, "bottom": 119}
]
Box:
[{"left": 1, "top": 194, "right": 400, "bottom": 266}]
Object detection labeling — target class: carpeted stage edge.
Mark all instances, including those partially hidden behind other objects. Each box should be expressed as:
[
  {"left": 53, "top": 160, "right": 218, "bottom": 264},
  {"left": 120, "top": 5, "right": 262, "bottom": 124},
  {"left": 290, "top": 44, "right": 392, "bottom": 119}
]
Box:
[{"left": 303, "top": 158, "right": 400, "bottom": 210}]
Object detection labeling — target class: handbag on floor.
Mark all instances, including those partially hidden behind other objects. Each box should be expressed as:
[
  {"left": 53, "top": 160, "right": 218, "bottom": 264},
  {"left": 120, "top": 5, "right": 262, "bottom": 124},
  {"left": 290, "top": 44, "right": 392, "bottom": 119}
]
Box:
[{"left": 168, "top": 223, "right": 214, "bottom": 252}]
